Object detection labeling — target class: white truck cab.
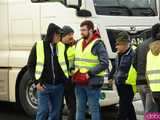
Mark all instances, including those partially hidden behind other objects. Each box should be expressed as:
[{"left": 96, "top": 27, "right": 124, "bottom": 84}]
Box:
[{"left": 0, "top": 0, "right": 159, "bottom": 117}]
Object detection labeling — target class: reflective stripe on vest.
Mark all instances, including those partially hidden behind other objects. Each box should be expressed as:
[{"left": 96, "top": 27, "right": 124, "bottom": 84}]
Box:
[
  {"left": 75, "top": 39, "right": 106, "bottom": 76},
  {"left": 57, "top": 42, "right": 69, "bottom": 78},
  {"left": 67, "top": 45, "right": 75, "bottom": 70},
  {"left": 35, "top": 40, "right": 44, "bottom": 80},
  {"left": 125, "top": 64, "right": 137, "bottom": 94},
  {"left": 147, "top": 50, "right": 160, "bottom": 92}
]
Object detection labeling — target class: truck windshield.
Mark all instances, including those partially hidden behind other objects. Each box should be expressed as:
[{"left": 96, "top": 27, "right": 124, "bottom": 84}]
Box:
[{"left": 93, "top": 0, "right": 157, "bottom": 16}]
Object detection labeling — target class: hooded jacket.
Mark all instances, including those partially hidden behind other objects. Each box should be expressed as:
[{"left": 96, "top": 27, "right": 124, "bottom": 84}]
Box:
[
  {"left": 27, "top": 23, "right": 66, "bottom": 85},
  {"left": 134, "top": 23, "right": 160, "bottom": 85}
]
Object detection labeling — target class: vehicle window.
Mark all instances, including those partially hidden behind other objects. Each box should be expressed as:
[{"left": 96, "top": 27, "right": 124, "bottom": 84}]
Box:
[{"left": 94, "top": 0, "right": 157, "bottom": 16}]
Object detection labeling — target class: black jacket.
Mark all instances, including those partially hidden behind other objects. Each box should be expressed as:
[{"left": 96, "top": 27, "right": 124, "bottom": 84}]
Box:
[
  {"left": 134, "top": 38, "right": 153, "bottom": 85},
  {"left": 109, "top": 48, "right": 135, "bottom": 85},
  {"left": 27, "top": 23, "right": 66, "bottom": 85},
  {"left": 27, "top": 41, "right": 66, "bottom": 85}
]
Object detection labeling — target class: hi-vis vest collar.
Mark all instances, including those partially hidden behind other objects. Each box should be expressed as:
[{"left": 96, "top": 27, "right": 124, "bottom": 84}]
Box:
[
  {"left": 147, "top": 50, "right": 160, "bottom": 92},
  {"left": 35, "top": 40, "right": 69, "bottom": 80},
  {"left": 75, "top": 38, "right": 106, "bottom": 76}
]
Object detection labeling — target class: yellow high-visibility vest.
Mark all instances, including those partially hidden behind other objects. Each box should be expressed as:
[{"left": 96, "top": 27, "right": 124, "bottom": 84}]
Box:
[
  {"left": 125, "top": 45, "right": 137, "bottom": 94},
  {"left": 56, "top": 42, "right": 69, "bottom": 78},
  {"left": 74, "top": 39, "right": 106, "bottom": 76},
  {"left": 146, "top": 50, "right": 160, "bottom": 92},
  {"left": 35, "top": 40, "right": 44, "bottom": 80},
  {"left": 125, "top": 65, "right": 137, "bottom": 94},
  {"left": 67, "top": 45, "right": 75, "bottom": 72},
  {"left": 35, "top": 41, "right": 70, "bottom": 80}
]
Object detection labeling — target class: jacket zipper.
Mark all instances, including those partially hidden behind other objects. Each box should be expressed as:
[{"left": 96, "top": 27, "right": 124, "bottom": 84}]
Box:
[{"left": 50, "top": 43, "right": 55, "bottom": 84}]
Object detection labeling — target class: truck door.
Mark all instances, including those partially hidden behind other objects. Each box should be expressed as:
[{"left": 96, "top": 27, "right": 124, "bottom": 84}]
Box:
[
  {"left": 0, "top": 0, "right": 10, "bottom": 101},
  {"left": 8, "top": 0, "right": 40, "bottom": 67}
]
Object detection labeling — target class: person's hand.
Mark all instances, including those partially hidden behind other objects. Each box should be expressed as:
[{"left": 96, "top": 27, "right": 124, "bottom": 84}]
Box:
[
  {"left": 137, "top": 84, "right": 150, "bottom": 93},
  {"left": 36, "top": 83, "right": 45, "bottom": 92},
  {"left": 108, "top": 79, "right": 113, "bottom": 85},
  {"left": 85, "top": 73, "right": 90, "bottom": 80}
]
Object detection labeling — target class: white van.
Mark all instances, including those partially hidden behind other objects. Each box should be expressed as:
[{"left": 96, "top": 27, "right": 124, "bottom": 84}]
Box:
[{"left": 0, "top": 0, "right": 159, "bottom": 117}]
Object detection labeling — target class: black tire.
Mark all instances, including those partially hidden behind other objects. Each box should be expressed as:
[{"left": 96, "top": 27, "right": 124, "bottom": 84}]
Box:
[{"left": 19, "top": 70, "right": 37, "bottom": 118}]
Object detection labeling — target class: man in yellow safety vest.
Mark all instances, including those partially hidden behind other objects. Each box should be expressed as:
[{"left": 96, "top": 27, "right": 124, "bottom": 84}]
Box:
[
  {"left": 134, "top": 24, "right": 160, "bottom": 115},
  {"left": 72, "top": 20, "right": 109, "bottom": 120},
  {"left": 110, "top": 32, "right": 137, "bottom": 120},
  {"left": 60, "top": 26, "right": 76, "bottom": 120},
  {"left": 27, "top": 23, "right": 70, "bottom": 120},
  {"left": 146, "top": 34, "right": 160, "bottom": 112}
]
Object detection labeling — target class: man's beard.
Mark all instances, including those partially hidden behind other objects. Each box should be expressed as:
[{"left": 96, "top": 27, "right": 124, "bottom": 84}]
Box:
[{"left": 82, "top": 33, "right": 90, "bottom": 39}]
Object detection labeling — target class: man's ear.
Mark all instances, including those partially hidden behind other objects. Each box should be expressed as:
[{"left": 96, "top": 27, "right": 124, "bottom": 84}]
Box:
[{"left": 89, "top": 29, "right": 93, "bottom": 35}]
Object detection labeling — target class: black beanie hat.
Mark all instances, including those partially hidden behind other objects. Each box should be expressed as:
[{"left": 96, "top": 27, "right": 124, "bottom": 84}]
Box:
[
  {"left": 116, "top": 32, "right": 130, "bottom": 43},
  {"left": 61, "top": 26, "right": 74, "bottom": 37},
  {"left": 45, "top": 23, "right": 61, "bottom": 42}
]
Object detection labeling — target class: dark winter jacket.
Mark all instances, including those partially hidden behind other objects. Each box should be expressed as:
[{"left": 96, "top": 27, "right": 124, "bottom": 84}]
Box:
[
  {"left": 114, "top": 48, "right": 135, "bottom": 85},
  {"left": 27, "top": 23, "right": 66, "bottom": 85},
  {"left": 134, "top": 38, "right": 153, "bottom": 85},
  {"left": 88, "top": 40, "right": 109, "bottom": 87}
]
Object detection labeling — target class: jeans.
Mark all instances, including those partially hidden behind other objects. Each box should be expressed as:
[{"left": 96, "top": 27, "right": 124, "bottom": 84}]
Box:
[
  {"left": 75, "top": 85, "right": 101, "bottom": 120},
  {"left": 36, "top": 84, "right": 64, "bottom": 120}
]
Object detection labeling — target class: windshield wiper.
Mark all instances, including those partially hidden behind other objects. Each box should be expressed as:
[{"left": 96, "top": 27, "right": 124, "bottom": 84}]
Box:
[
  {"left": 131, "top": 7, "right": 156, "bottom": 16},
  {"left": 97, "top": 6, "right": 133, "bottom": 16}
]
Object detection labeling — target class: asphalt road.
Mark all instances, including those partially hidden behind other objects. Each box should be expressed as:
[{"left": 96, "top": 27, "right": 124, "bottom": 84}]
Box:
[
  {"left": 0, "top": 102, "right": 118, "bottom": 120},
  {"left": 0, "top": 102, "right": 32, "bottom": 120},
  {"left": 0, "top": 100, "right": 144, "bottom": 120}
]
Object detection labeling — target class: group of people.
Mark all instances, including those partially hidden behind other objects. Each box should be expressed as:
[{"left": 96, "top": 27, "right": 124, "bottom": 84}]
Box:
[
  {"left": 28, "top": 20, "right": 109, "bottom": 120},
  {"left": 108, "top": 23, "right": 160, "bottom": 120},
  {"left": 27, "top": 20, "right": 160, "bottom": 120}
]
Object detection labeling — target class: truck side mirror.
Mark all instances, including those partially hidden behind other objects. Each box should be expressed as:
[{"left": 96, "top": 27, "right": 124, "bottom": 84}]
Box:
[
  {"left": 64, "top": 0, "right": 81, "bottom": 9},
  {"left": 77, "top": 9, "right": 92, "bottom": 17}
]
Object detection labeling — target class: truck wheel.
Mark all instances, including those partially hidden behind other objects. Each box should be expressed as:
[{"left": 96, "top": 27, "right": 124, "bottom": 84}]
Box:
[{"left": 19, "top": 71, "right": 37, "bottom": 117}]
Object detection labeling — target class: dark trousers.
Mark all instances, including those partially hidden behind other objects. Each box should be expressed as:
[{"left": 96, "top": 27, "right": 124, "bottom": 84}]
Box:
[
  {"left": 153, "top": 96, "right": 160, "bottom": 112},
  {"left": 138, "top": 85, "right": 150, "bottom": 108},
  {"left": 61, "top": 81, "right": 76, "bottom": 120},
  {"left": 145, "top": 92, "right": 160, "bottom": 112},
  {"left": 116, "top": 84, "right": 137, "bottom": 120},
  {"left": 154, "top": 97, "right": 160, "bottom": 112}
]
